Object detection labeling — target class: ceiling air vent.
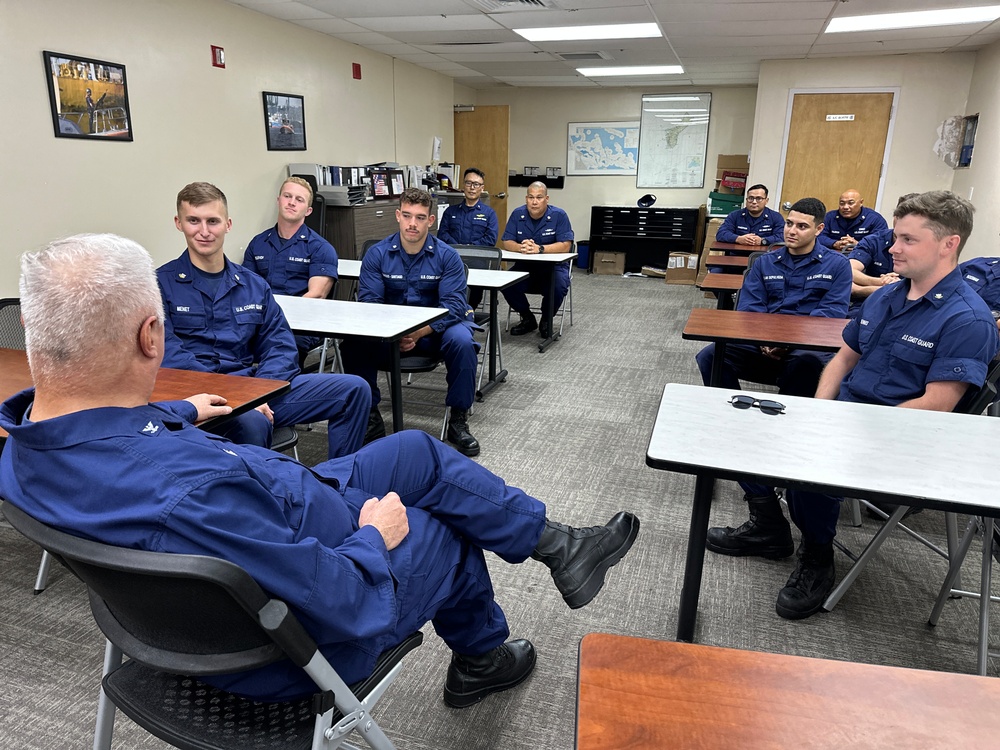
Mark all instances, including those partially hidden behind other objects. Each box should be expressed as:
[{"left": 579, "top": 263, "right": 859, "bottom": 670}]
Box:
[
  {"left": 556, "top": 52, "right": 612, "bottom": 62},
  {"left": 467, "top": 0, "right": 564, "bottom": 12}
]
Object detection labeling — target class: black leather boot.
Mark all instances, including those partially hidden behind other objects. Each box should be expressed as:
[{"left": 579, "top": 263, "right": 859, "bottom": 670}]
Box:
[
  {"left": 510, "top": 312, "right": 537, "bottom": 336},
  {"left": 447, "top": 409, "right": 480, "bottom": 457},
  {"left": 443, "top": 639, "right": 536, "bottom": 708},
  {"left": 775, "top": 541, "right": 835, "bottom": 620},
  {"left": 706, "top": 493, "right": 794, "bottom": 559},
  {"left": 363, "top": 407, "right": 386, "bottom": 445},
  {"left": 531, "top": 511, "right": 640, "bottom": 609}
]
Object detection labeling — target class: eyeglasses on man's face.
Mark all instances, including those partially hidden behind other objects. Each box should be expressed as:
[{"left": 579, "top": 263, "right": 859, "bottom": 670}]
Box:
[
  {"left": 729, "top": 394, "right": 785, "bottom": 415},
  {"left": 746, "top": 195, "right": 767, "bottom": 203},
  {"left": 464, "top": 181, "right": 484, "bottom": 189}
]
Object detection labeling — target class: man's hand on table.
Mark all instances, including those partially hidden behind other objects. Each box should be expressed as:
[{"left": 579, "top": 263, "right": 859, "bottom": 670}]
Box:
[{"left": 184, "top": 393, "right": 233, "bottom": 421}]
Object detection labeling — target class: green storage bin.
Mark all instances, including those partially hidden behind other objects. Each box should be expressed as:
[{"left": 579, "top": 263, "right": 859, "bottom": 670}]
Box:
[{"left": 709, "top": 191, "right": 742, "bottom": 215}]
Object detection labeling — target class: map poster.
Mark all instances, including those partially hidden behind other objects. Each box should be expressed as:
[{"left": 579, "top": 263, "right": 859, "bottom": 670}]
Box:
[
  {"left": 636, "top": 93, "right": 711, "bottom": 188},
  {"left": 567, "top": 121, "right": 640, "bottom": 176}
]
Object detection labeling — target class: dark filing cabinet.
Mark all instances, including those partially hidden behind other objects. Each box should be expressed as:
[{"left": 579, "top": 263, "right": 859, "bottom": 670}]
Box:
[
  {"left": 324, "top": 203, "right": 400, "bottom": 261},
  {"left": 588, "top": 206, "right": 702, "bottom": 272}
]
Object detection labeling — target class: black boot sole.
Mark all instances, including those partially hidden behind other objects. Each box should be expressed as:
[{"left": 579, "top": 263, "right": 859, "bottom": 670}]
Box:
[
  {"left": 706, "top": 539, "right": 794, "bottom": 560},
  {"left": 448, "top": 439, "right": 480, "bottom": 457},
  {"left": 562, "top": 513, "right": 640, "bottom": 609}
]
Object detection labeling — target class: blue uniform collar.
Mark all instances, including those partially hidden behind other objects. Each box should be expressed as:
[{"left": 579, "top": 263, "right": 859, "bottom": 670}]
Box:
[
  {"left": 884, "top": 266, "right": 965, "bottom": 310},
  {"left": 385, "top": 232, "right": 437, "bottom": 256},
  {"left": 169, "top": 251, "right": 246, "bottom": 292},
  {"left": 772, "top": 244, "right": 825, "bottom": 266},
  {"left": 263, "top": 223, "right": 311, "bottom": 249},
  {"left": 0, "top": 389, "right": 187, "bottom": 450}
]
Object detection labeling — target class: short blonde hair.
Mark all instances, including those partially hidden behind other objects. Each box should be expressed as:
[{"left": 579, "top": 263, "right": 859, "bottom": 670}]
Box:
[{"left": 282, "top": 176, "right": 314, "bottom": 205}]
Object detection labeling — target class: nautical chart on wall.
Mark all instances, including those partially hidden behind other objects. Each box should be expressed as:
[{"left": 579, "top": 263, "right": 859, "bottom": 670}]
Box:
[
  {"left": 567, "top": 121, "right": 640, "bottom": 176},
  {"left": 636, "top": 93, "right": 711, "bottom": 188}
]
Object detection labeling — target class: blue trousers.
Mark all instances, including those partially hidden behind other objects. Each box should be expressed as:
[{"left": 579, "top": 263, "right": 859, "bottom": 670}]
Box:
[
  {"left": 212, "top": 373, "right": 370, "bottom": 459},
  {"left": 341, "top": 325, "right": 479, "bottom": 411},
  {"left": 502, "top": 261, "right": 571, "bottom": 320},
  {"left": 216, "top": 430, "right": 547, "bottom": 699}
]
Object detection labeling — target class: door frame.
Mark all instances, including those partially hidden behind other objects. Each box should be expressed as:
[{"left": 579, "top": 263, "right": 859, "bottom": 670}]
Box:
[{"left": 774, "top": 87, "right": 900, "bottom": 213}]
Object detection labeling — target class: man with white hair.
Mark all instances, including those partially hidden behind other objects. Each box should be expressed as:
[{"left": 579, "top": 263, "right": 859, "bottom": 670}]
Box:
[{"left": 0, "top": 232, "right": 640, "bottom": 706}]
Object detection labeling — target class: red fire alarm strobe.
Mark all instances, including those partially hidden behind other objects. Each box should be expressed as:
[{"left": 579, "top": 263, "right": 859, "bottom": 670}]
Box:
[
  {"left": 211, "top": 46, "right": 225, "bottom": 69},
  {"left": 352, "top": 63, "right": 362, "bottom": 80}
]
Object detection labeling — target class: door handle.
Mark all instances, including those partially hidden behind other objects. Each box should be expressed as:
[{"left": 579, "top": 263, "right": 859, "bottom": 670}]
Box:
[
  {"left": 496, "top": 192, "right": 507, "bottom": 199},
  {"left": 781, "top": 201, "right": 792, "bottom": 211}
]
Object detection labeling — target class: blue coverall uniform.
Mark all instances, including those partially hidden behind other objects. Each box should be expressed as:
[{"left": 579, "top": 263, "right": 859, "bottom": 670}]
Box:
[
  {"left": 788, "top": 268, "right": 999, "bottom": 543},
  {"left": 157, "top": 251, "right": 370, "bottom": 458},
  {"left": 715, "top": 206, "right": 786, "bottom": 246},
  {"left": 0, "top": 391, "right": 546, "bottom": 701},
  {"left": 960, "top": 256, "right": 1000, "bottom": 312},
  {"left": 437, "top": 200, "right": 499, "bottom": 248},
  {"left": 436, "top": 199, "right": 499, "bottom": 309},
  {"left": 696, "top": 244, "right": 852, "bottom": 394},
  {"left": 243, "top": 224, "right": 339, "bottom": 359},
  {"left": 340, "top": 234, "right": 479, "bottom": 411},
  {"left": 501, "top": 204, "right": 575, "bottom": 321},
  {"left": 818, "top": 208, "right": 889, "bottom": 251},
  {"left": 847, "top": 226, "right": 895, "bottom": 315}
]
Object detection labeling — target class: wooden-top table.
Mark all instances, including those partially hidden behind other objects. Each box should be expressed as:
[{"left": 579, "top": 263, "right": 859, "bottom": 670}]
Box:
[
  {"left": 703, "top": 254, "right": 750, "bottom": 270},
  {"left": 682, "top": 308, "right": 848, "bottom": 387},
  {"left": 500, "top": 249, "right": 578, "bottom": 352},
  {"left": 0, "top": 348, "right": 290, "bottom": 436},
  {"left": 274, "top": 295, "right": 446, "bottom": 432},
  {"left": 709, "top": 240, "right": 767, "bottom": 255},
  {"left": 577, "top": 633, "right": 1000, "bottom": 749},
  {"left": 696, "top": 273, "right": 744, "bottom": 310},
  {"left": 645, "top": 383, "right": 1000, "bottom": 651}
]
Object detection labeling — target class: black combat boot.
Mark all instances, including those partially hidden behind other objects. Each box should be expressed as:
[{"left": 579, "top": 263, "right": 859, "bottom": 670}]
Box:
[
  {"left": 443, "top": 639, "right": 536, "bottom": 708},
  {"left": 531, "top": 512, "right": 640, "bottom": 609},
  {"left": 706, "top": 492, "right": 794, "bottom": 559},
  {"left": 510, "top": 311, "right": 537, "bottom": 336},
  {"left": 775, "top": 540, "right": 836, "bottom": 620},
  {"left": 446, "top": 409, "right": 480, "bottom": 456},
  {"left": 363, "top": 407, "right": 386, "bottom": 445}
]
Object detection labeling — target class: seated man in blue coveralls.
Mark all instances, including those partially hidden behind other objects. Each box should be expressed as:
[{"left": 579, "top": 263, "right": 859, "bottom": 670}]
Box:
[
  {"left": 158, "top": 181, "right": 370, "bottom": 459},
  {"left": 242, "top": 176, "right": 339, "bottom": 365},
  {"left": 960, "top": 255, "right": 1000, "bottom": 317},
  {"left": 0, "top": 233, "right": 641, "bottom": 707},
  {"left": 818, "top": 188, "right": 889, "bottom": 252},
  {"left": 714, "top": 183, "right": 785, "bottom": 247},
  {"left": 501, "top": 182, "right": 574, "bottom": 339},
  {"left": 845, "top": 195, "right": 917, "bottom": 308},
  {"left": 436, "top": 167, "right": 499, "bottom": 312},
  {"left": 340, "top": 188, "right": 482, "bottom": 457},
  {"left": 708, "top": 191, "right": 999, "bottom": 620},
  {"left": 695, "top": 197, "right": 853, "bottom": 396}
]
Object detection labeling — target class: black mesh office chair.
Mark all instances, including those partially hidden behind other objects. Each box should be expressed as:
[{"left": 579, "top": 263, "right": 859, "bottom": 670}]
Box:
[{"left": 1, "top": 501, "right": 422, "bottom": 750}]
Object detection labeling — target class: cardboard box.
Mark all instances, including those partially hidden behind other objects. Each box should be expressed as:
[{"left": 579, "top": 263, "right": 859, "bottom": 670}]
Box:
[
  {"left": 714, "top": 154, "right": 749, "bottom": 194},
  {"left": 593, "top": 251, "right": 625, "bottom": 275},
  {"left": 709, "top": 191, "right": 742, "bottom": 215},
  {"left": 698, "top": 218, "right": 724, "bottom": 285},
  {"left": 666, "top": 252, "right": 699, "bottom": 285}
]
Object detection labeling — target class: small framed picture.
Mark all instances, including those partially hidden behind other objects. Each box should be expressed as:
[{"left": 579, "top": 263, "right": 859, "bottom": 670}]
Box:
[
  {"left": 42, "top": 51, "right": 133, "bottom": 141},
  {"left": 262, "top": 91, "right": 306, "bottom": 151}
]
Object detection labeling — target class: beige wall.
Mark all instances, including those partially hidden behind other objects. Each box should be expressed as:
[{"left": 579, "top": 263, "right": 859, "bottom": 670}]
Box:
[
  {"left": 751, "top": 53, "right": 976, "bottom": 223},
  {"left": 0, "top": 0, "right": 456, "bottom": 296},
  {"left": 472, "top": 86, "right": 759, "bottom": 239},
  {"left": 951, "top": 39, "right": 1000, "bottom": 260}
]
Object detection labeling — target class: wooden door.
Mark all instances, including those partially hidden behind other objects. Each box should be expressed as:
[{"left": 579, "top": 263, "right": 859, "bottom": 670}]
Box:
[
  {"left": 779, "top": 93, "right": 894, "bottom": 217},
  {"left": 454, "top": 105, "right": 510, "bottom": 243}
]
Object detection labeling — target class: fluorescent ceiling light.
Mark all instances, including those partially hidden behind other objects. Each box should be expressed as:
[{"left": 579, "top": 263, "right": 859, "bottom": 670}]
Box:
[
  {"left": 826, "top": 5, "right": 1000, "bottom": 33},
  {"left": 644, "top": 96, "right": 702, "bottom": 102},
  {"left": 516, "top": 22, "right": 660, "bottom": 42},
  {"left": 644, "top": 108, "right": 707, "bottom": 112},
  {"left": 578, "top": 65, "right": 684, "bottom": 77}
]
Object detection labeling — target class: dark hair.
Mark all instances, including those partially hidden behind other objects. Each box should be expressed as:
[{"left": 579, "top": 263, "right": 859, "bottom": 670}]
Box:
[
  {"left": 788, "top": 197, "right": 826, "bottom": 225},
  {"left": 896, "top": 192, "right": 919, "bottom": 207},
  {"left": 399, "top": 187, "right": 433, "bottom": 210},
  {"left": 893, "top": 190, "right": 975, "bottom": 252},
  {"left": 464, "top": 167, "right": 485, "bottom": 183},
  {"left": 746, "top": 184, "right": 768, "bottom": 196}
]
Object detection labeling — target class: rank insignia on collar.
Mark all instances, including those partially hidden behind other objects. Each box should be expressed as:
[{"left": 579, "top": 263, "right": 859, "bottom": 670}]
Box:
[
  {"left": 178, "top": 273, "right": 187, "bottom": 279},
  {"left": 934, "top": 293, "right": 943, "bottom": 299}
]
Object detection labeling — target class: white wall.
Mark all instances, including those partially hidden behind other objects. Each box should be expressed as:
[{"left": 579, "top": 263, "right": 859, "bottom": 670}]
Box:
[
  {"left": 0, "top": 0, "right": 456, "bottom": 296},
  {"left": 473, "top": 86, "right": 759, "bottom": 239},
  {"left": 751, "top": 53, "right": 976, "bottom": 220},
  {"left": 951, "top": 39, "right": 1000, "bottom": 260}
]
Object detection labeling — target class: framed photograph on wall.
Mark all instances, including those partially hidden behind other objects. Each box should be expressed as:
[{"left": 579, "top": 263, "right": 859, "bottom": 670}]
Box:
[
  {"left": 42, "top": 50, "right": 133, "bottom": 140},
  {"left": 262, "top": 91, "right": 306, "bottom": 151}
]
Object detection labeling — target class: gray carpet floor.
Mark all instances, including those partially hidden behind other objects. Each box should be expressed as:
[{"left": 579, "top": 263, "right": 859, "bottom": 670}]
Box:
[{"left": 0, "top": 271, "right": 995, "bottom": 748}]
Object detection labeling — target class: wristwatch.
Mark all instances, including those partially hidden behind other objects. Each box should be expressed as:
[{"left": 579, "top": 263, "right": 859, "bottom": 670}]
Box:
[
  {"left": 538, "top": 244, "right": 544, "bottom": 254},
  {"left": 760, "top": 238, "right": 766, "bottom": 246}
]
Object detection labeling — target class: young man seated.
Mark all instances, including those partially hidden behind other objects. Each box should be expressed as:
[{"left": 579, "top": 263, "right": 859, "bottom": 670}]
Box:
[{"left": 0, "top": 232, "right": 641, "bottom": 706}]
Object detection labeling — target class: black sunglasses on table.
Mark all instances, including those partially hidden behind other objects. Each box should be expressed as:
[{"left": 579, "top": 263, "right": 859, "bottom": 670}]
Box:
[{"left": 729, "top": 394, "right": 786, "bottom": 415}]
